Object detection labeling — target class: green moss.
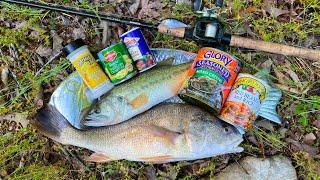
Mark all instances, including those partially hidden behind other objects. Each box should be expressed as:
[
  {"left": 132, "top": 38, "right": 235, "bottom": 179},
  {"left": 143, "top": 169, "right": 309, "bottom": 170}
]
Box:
[
  {"left": 293, "top": 151, "right": 320, "bottom": 180},
  {"left": 0, "top": 59, "right": 70, "bottom": 116},
  {"left": 252, "top": 127, "right": 287, "bottom": 150},
  {"left": 0, "top": 127, "right": 66, "bottom": 179},
  {"left": 151, "top": 34, "right": 199, "bottom": 53},
  {"left": 172, "top": 3, "right": 194, "bottom": 20}
]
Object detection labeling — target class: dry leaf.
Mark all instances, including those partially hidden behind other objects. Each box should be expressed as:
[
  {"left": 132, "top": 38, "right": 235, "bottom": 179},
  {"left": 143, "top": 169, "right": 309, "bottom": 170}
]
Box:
[
  {"left": 0, "top": 113, "right": 29, "bottom": 127},
  {"left": 72, "top": 28, "right": 86, "bottom": 40},
  {"left": 284, "top": 61, "right": 302, "bottom": 87},
  {"left": 36, "top": 45, "right": 52, "bottom": 58},
  {"left": 255, "top": 120, "right": 275, "bottom": 131},
  {"left": 129, "top": 0, "right": 140, "bottom": 14},
  {"left": 274, "top": 83, "right": 301, "bottom": 94},
  {"left": 264, "top": 6, "right": 290, "bottom": 18},
  {"left": 1, "top": 66, "right": 9, "bottom": 86},
  {"left": 273, "top": 65, "right": 289, "bottom": 84},
  {"left": 176, "top": 0, "right": 192, "bottom": 5},
  {"left": 51, "top": 31, "right": 63, "bottom": 55}
]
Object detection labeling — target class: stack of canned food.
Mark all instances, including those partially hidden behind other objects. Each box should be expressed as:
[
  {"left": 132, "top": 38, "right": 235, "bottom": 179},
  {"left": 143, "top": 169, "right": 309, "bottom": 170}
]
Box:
[{"left": 63, "top": 27, "right": 157, "bottom": 98}]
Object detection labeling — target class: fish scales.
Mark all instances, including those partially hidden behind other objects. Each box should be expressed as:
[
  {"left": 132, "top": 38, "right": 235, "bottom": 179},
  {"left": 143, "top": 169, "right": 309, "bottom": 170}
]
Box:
[
  {"left": 84, "top": 63, "right": 191, "bottom": 127},
  {"left": 35, "top": 104, "right": 243, "bottom": 163}
]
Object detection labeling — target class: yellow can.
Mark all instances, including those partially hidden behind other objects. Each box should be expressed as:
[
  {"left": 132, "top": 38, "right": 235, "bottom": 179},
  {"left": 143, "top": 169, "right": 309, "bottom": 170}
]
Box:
[{"left": 63, "top": 39, "right": 114, "bottom": 98}]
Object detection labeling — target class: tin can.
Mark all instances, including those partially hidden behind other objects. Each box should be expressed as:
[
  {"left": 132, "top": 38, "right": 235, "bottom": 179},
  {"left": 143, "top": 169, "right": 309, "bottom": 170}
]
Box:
[
  {"left": 63, "top": 39, "right": 114, "bottom": 99},
  {"left": 179, "top": 47, "right": 241, "bottom": 114},
  {"left": 120, "top": 27, "right": 157, "bottom": 72},
  {"left": 98, "top": 42, "right": 137, "bottom": 84},
  {"left": 220, "top": 73, "right": 268, "bottom": 129}
]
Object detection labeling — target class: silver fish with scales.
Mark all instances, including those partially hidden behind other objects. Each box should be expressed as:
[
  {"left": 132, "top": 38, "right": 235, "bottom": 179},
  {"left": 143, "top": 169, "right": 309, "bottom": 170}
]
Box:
[{"left": 35, "top": 104, "right": 243, "bottom": 163}]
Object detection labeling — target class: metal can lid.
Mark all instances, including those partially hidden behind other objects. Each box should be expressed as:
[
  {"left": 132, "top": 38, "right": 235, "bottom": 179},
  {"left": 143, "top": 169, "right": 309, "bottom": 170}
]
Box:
[
  {"left": 119, "top": 27, "right": 141, "bottom": 38},
  {"left": 63, "top": 39, "right": 86, "bottom": 56}
]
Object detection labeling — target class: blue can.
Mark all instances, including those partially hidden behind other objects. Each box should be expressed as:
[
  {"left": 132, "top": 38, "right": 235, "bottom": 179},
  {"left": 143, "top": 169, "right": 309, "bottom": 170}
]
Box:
[{"left": 120, "top": 27, "right": 157, "bottom": 72}]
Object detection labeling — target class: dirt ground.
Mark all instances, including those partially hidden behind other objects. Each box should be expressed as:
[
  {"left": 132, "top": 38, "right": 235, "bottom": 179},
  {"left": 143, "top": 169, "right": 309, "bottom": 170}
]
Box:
[{"left": 0, "top": 0, "right": 319, "bottom": 179}]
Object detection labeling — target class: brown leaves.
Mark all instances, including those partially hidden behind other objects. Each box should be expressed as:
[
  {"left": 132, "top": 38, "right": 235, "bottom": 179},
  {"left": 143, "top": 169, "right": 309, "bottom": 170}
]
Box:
[
  {"left": 138, "top": 1, "right": 165, "bottom": 19},
  {"left": 264, "top": 6, "right": 290, "bottom": 18},
  {"left": 0, "top": 66, "right": 9, "bottom": 86}
]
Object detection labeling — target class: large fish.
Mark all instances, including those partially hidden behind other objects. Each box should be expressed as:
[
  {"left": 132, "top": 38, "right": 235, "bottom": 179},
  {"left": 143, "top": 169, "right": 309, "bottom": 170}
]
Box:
[
  {"left": 35, "top": 104, "right": 243, "bottom": 163},
  {"left": 84, "top": 62, "right": 191, "bottom": 127},
  {"left": 49, "top": 49, "right": 196, "bottom": 129}
]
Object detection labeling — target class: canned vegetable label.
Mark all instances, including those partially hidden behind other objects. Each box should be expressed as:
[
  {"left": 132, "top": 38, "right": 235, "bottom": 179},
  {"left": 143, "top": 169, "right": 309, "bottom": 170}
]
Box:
[
  {"left": 98, "top": 42, "right": 137, "bottom": 84},
  {"left": 71, "top": 50, "right": 109, "bottom": 89},
  {"left": 179, "top": 47, "right": 241, "bottom": 114},
  {"left": 120, "top": 27, "right": 156, "bottom": 72},
  {"left": 220, "top": 73, "right": 267, "bottom": 129}
]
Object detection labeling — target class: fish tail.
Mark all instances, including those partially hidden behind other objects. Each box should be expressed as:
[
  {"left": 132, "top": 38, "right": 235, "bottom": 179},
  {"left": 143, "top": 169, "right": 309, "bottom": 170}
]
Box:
[{"left": 32, "top": 105, "right": 68, "bottom": 141}]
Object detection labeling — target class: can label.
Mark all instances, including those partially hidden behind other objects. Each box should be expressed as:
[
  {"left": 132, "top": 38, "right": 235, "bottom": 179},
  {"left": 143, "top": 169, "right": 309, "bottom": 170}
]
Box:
[
  {"left": 71, "top": 50, "right": 109, "bottom": 89},
  {"left": 220, "top": 74, "right": 267, "bottom": 129},
  {"left": 179, "top": 47, "right": 241, "bottom": 113},
  {"left": 98, "top": 42, "right": 137, "bottom": 84},
  {"left": 120, "top": 28, "right": 156, "bottom": 72}
]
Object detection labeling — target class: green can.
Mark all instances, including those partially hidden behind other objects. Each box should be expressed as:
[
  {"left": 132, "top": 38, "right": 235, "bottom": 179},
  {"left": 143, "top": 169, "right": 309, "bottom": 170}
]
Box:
[{"left": 98, "top": 42, "right": 137, "bottom": 84}]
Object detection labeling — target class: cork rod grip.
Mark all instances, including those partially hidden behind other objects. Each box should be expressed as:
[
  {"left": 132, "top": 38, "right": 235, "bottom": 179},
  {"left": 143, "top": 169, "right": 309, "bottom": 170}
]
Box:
[{"left": 230, "top": 35, "right": 320, "bottom": 61}]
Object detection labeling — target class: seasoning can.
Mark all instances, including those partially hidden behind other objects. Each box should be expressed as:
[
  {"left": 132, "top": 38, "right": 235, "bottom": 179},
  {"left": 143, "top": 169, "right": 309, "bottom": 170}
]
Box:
[
  {"left": 98, "top": 42, "right": 137, "bottom": 84},
  {"left": 63, "top": 39, "right": 114, "bottom": 99},
  {"left": 179, "top": 47, "right": 241, "bottom": 114},
  {"left": 120, "top": 27, "right": 157, "bottom": 72},
  {"left": 220, "top": 73, "right": 269, "bottom": 129}
]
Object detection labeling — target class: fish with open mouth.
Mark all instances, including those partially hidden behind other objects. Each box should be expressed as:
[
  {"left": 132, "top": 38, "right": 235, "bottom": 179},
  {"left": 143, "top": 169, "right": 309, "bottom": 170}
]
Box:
[
  {"left": 34, "top": 104, "right": 243, "bottom": 163},
  {"left": 49, "top": 49, "right": 196, "bottom": 129},
  {"left": 84, "top": 62, "right": 191, "bottom": 127}
]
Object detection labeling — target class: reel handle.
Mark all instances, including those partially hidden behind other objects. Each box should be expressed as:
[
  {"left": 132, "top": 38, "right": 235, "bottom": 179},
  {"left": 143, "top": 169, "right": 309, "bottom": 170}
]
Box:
[{"left": 230, "top": 36, "right": 320, "bottom": 61}]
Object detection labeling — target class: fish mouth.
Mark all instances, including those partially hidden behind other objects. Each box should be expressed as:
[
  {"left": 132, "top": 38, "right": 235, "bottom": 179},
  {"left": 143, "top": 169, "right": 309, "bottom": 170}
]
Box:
[
  {"left": 82, "top": 116, "right": 106, "bottom": 127},
  {"left": 229, "top": 135, "right": 244, "bottom": 152}
]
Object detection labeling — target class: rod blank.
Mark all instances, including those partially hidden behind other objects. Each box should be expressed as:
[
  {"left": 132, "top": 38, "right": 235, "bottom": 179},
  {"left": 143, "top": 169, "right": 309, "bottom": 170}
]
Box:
[{"left": 0, "top": 0, "right": 157, "bottom": 29}]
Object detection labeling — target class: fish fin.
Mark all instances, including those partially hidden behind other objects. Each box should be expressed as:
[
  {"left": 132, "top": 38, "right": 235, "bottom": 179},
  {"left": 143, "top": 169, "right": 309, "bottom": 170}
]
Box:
[
  {"left": 129, "top": 93, "right": 149, "bottom": 109},
  {"left": 170, "top": 70, "right": 188, "bottom": 94},
  {"left": 140, "top": 155, "right": 173, "bottom": 163},
  {"left": 145, "top": 125, "right": 181, "bottom": 145},
  {"left": 258, "top": 87, "right": 282, "bottom": 124},
  {"left": 32, "top": 105, "right": 69, "bottom": 142},
  {"left": 85, "top": 152, "right": 113, "bottom": 163}
]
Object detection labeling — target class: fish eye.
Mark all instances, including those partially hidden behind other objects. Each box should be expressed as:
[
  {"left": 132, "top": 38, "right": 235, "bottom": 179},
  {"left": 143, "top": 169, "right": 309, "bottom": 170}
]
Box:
[
  {"left": 94, "top": 107, "right": 101, "bottom": 114},
  {"left": 224, "top": 127, "right": 230, "bottom": 133},
  {"left": 117, "top": 96, "right": 124, "bottom": 101}
]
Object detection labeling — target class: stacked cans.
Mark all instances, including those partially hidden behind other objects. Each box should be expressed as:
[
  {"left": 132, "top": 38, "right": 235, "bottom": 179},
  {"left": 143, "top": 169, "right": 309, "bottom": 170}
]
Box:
[
  {"left": 120, "top": 27, "right": 157, "bottom": 72},
  {"left": 97, "top": 27, "right": 157, "bottom": 84},
  {"left": 64, "top": 27, "right": 157, "bottom": 98}
]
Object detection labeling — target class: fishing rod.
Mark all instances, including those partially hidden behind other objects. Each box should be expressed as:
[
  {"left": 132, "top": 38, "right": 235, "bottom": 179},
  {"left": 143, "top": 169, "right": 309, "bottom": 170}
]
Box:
[
  {"left": 1, "top": 0, "right": 320, "bottom": 61},
  {"left": 0, "top": 0, "right": 157, "bottom": 29}
]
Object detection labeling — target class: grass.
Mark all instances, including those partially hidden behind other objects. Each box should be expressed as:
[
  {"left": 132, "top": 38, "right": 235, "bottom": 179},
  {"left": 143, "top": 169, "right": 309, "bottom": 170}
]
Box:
[
  {"left": 0, "top": 0, "right": 319, "bottom": 179},
  {"left": 0, "top": 126, "right": 66, "bottom": 179},
  {"left": 293, "top": 151, "right": 320, "bottom": 180}
]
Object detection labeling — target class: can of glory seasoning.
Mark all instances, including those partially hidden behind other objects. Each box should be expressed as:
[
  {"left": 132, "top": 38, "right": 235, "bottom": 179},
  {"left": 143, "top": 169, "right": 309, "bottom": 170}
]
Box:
[
  {"left": 120, "top": 27, "right": 157, "bottom": 72},
  {"left": 179, "top": 47, "right": 241, "bottom": 114},
  {"left": 98, "top": 42, "right": 137, "bottom": 85}
]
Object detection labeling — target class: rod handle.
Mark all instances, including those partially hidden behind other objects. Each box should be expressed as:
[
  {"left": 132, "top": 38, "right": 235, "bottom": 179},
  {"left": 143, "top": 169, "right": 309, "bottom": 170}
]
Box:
[{"left": 230, "top": 35, "right": 320, "bottom": 61}]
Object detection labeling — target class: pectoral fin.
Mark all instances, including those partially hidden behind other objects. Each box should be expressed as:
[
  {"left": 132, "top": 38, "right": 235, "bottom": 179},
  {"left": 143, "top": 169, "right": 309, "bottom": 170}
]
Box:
[
  {"left": 85, "top": 152, "right": 113, "bottom": 163},
  {"left": 145, "top": 125, "right": 182, "bottom": 146},
  {"left": 129, "top": 93, "right": 149, "bottom": 109}
]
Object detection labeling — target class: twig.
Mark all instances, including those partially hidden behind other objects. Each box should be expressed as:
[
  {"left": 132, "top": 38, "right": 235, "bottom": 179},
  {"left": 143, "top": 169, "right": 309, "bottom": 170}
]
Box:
[{"left": 34, "top": 51, "right": 62, "bottom": 77}]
